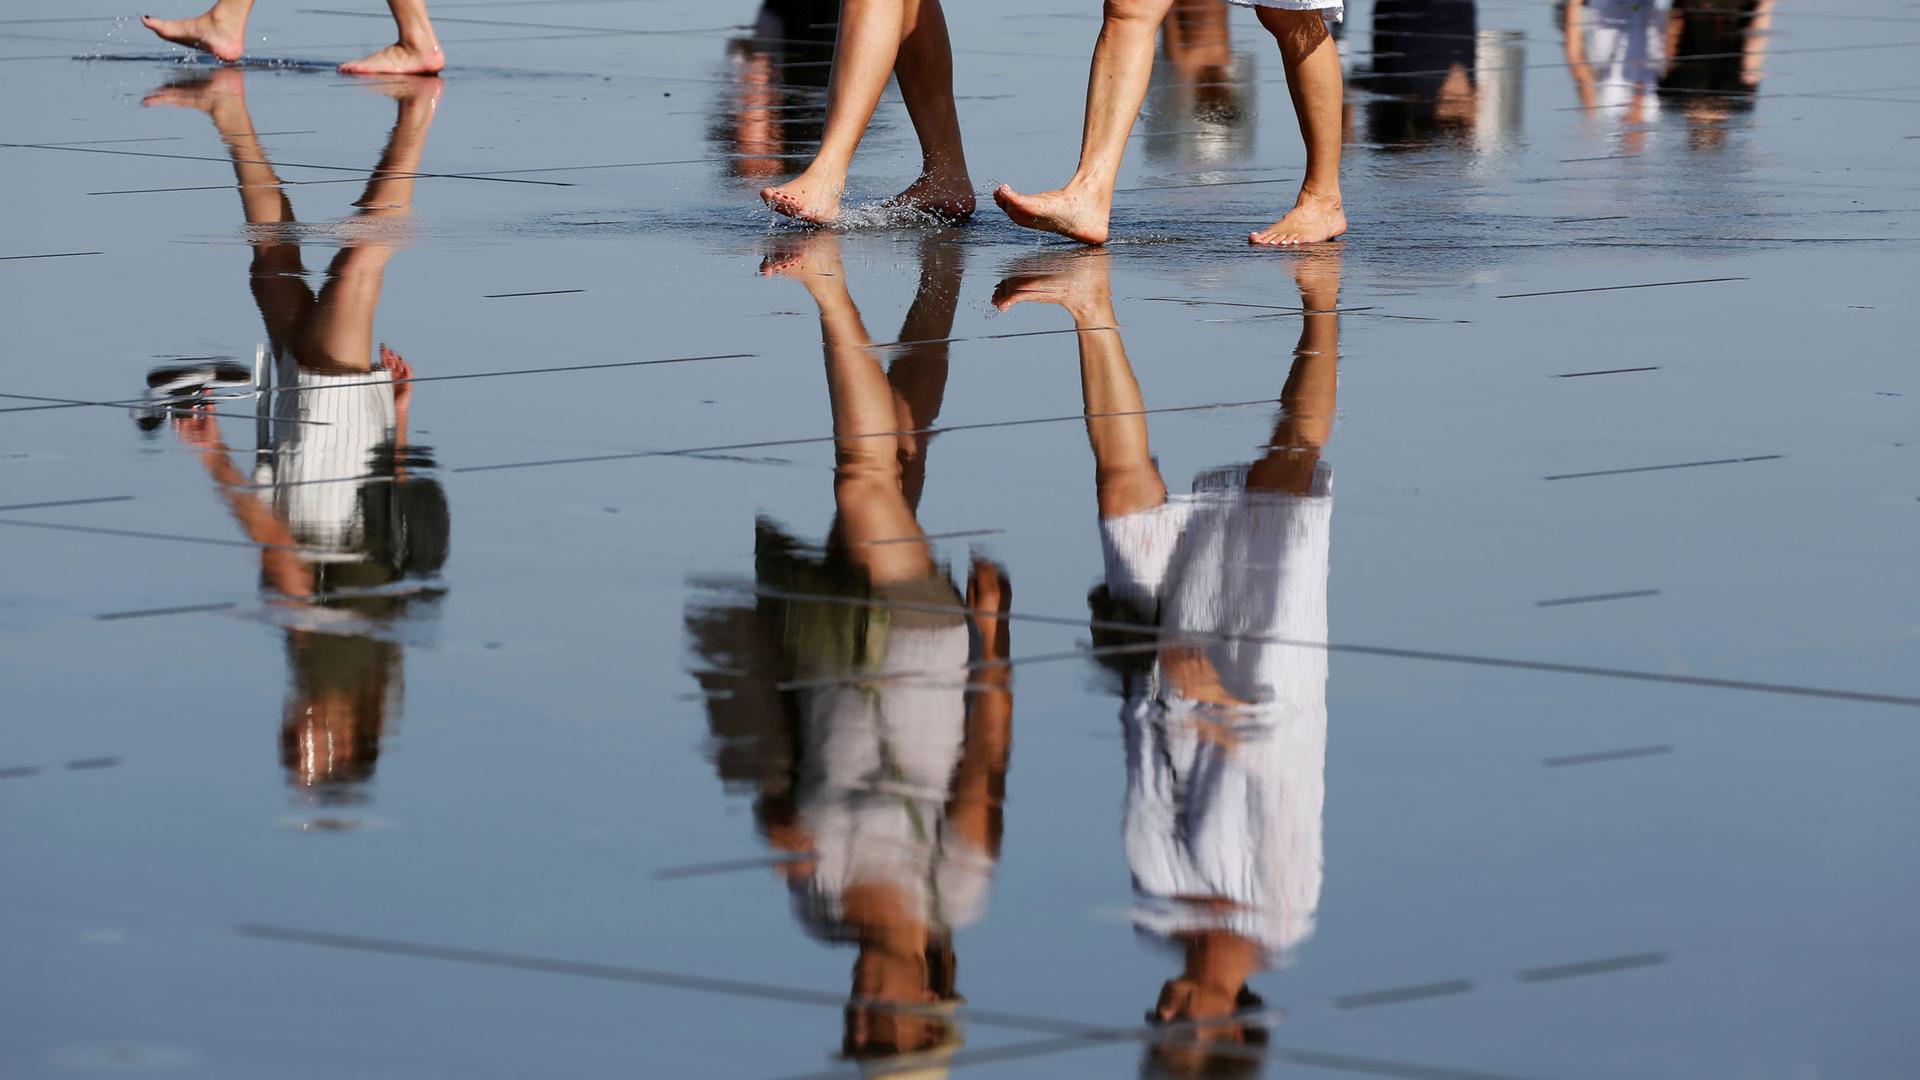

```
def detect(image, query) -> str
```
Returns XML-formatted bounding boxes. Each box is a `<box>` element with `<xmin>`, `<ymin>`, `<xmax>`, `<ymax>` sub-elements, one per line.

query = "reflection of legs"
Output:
<box><xmin>764</xmin><ymin>0</ymin><xmax>972</xmax><ymax>224</ymax></box>
<box><xmin>992</xmin><ymin>253</ymin><xmax>1166</xmax><ymax>516</ymax></box>
<box><xmin>993</xmin><ymin>0</ymin><xmax>1177</xmax><ymax>245</ymax></box>
<box><xmin>143</xmin><ymin>71</ymin><xmax>314</xmax><ymax>357</ymax></box>
<box><xmin>768</xmin><ymin>234</ymin><xmax>938</xmax><ymax>582</ymax></box>
<box><xmin>886</xmin><ymin>235</ymin><xmax>963</xmax><ymax>512</ymax></box>
<box><xmin>1248</xmin><ymin>9</ymin><xmax>1347</xmax><ymax>246</ymax></box>
<box><xmin>1247</xmin><ymin>251</ymin><xmax>1339</xmax><ymax>493</ymax></box>
<box><xmin>298</xmin><ymin>83</ymin><xmax>438</xmax><ymax>375</ymax></box>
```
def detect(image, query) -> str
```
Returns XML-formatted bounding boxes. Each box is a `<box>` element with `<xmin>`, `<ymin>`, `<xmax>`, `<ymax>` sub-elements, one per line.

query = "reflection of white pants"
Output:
<box><xmin>791</xmin><ymin>617</ymin><xmax>994</xmax><ymax>942</ymax></box>
<box><xmin>1100</xmin><ymin>466</ymin><xmax>1333</xmax><ymax>959</ymax></box>
<box><xmin>266</xmin><ymin>369</ymin><xmax>396</xmax><ymax>556</ymax></box>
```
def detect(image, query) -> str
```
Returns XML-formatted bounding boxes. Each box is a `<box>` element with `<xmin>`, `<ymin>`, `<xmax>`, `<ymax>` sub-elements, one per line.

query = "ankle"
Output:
<box><xmin>1299</xmin><ymin>185</ymin><xmax>1342</xmax><ymax>206</ymax></box>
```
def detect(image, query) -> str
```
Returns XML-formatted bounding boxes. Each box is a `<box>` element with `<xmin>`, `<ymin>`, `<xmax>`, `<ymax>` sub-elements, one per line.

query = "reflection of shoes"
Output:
<box><xmin>146</xmin><ymin>360</ymin><xmax>252</xmax><ymax>397</ymax></box>
<box><xmin>132</xmin><ymin>360</ymin><xmax>255</xmax><ymax>432</ymax></box>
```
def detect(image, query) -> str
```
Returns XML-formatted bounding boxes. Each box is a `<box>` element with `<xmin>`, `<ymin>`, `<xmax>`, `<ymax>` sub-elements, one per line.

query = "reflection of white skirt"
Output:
<box><xmin>1227</xmin><ymin>0</ymin><xmax>1342</xmax><ymax>18</ymax></box>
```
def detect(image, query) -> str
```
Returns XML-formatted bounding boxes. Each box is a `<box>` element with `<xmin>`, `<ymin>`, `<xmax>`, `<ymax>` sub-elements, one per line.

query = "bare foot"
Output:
<box><xmin>990</xmin><ymin>250</ymin><xmax>1112</xmax><ymax>315</ymax></box>
<box><xmin>139</xmin><ymin>67</ymin><xmax>245</xmax><ymax>111</ymax></box>
<box><xmin>1249</xmin><ymin>190</ymin><xmax>1347</xmax><ymax>246</ymax></box>
<box><xmin>881</xmin><ymin>172</ymin><xmax>976</xmax><ymax>223</ymax></box>
<box><xmin>338</xmin><ymin>42</ymin><xmax>446</xmax><ymax>75</ymax></box>
<box><xmin>761</xmin><ymin>165</ymin><xmax>845</xmax><ymax>226</ymax></box>
<box><xmin>758</xmin><ymin>231</ymin><xmax>843</xmax><ymax>280</ymax></box>
<box><xmin>993</xmin><ymin>183</ymin><xmax>1111</xmax><ymax>245</ymax></box>
<box><xmin>141</xmin><ymin>9</ymin><xmax>247</xmax><ymax>63</ymax></box>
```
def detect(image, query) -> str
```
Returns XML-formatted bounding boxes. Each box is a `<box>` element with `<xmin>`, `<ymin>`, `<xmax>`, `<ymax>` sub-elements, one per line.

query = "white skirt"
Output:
<box><xmin>1227</xmin><ymin>0</ymin><xmax>1342</xmax><ymax>18</ymax></box>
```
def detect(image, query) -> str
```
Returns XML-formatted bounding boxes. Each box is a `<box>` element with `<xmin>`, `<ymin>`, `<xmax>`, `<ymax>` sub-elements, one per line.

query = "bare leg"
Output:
<box><xmin>298</xmin><ymin>81</ymin><xmax>439</xmax><ymax>374</ymax></box>
<box><xmin>142</xmin><ymin>0</ymin><xmax>253</xmax><ymax>62</ymax></box>
<box><xmin>339</xmin><ymin>0</ymin><xmax>446</xmax><ymax>75</ymax></box>
<box><xmin>994</xmin><ymin>0</ymin><xmax>1177</xmax><ymax>245</ymax></box>
<box><xmin>762</xmin><ymin>0</ymin><xmax>909</xmax><ymax>224</ymax></box>
<box><xmin>1247</xmin><ymin>249</ymin><xmax>1340</xmax><ymax>493</ymax></box>
<box><xmin>886</xmin><ymin>234</ymin><xmax>963</xmax><ymax>511</ymax></box>
<box><xmin>992</xmin><ymin>252</ymin><xmax>1166</xmax><ymax>516</ymax></box>
<box><xmin>1248</xmin><ymin>8</ymin><xmax>1346</xmax><ymax>246</ymax></box>
<box><xmin>763</xmin><ymin>233</ymin><xmax>937</xmax><ymax>581</ymax></box>
<box><xmin>881</xmin><ymin>0</ymin><xmax>975</xmax><ymax>221</ymax></box>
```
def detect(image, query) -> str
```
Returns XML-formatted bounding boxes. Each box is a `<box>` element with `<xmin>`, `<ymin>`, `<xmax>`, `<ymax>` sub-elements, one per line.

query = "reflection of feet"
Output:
<box><xmin>881</xmin><ymin>172</ymin><xmax>977</xmax><ymax>223</ymax></box>
<box><xmin>761</xmin><ymin>166</ymin><xmax>844</xmax><ymax>225</ymax></box>
<box><xmin>966</xmin><ymin>558</ymin><xmax>1012</xmax><ymax>658</ymax></box>
<box><xmin>1249</xmin><ymin>189</ymin><xmax>1347</xmax><ymax>247</ymax></box>
<box><xmin>360</xmin><ymin>72</ymin><xmax>444</xmax><ymax>110</ymax></box>
<box><xmin>1291</xmin><ymin>246</ymin><xmax>1344</xmax><ymax>311</ymax></box>
<box><xmin>141</xmin><ymin>10</ymin><xmax>247</xmax><ymax>62</ymax></box>
<box><xmin>990</xmin><ymin>250</ymin><xmax>1112</xmax><ymax>314</ymax></box>
<box><xmin>140</xmin><ymin>67</ymin><xmax>246</xmax><ymax>112</ymax></box>
<box><xmin>993</xmin><ymin>183</ymin><xmax>1111</xmax><ymax>245</ymax></box>
<box><xmin>758</xmin><ymin>231</ymin><xmax>843</xmax><ymax>280</ymax></box>
<box><xmin>338</xmin><ymin>42</ymin><xmax>446</xmax><ymax>75</ymax></box>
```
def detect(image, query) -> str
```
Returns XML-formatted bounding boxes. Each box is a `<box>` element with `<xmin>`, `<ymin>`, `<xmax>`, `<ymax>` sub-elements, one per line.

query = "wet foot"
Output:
<box><xmin>338</xmin><ymin>42</ymin><xmax>446</xmax><ymax>75</ymax></box>
<box><xmin>140</xmin><ymin>66</ymin><xmax>246</xmax><ymax>112</ymax></box>
<box><xmin>141</xmin><ymin>10</ymin><xmax>247</xmax><ymax>62</ymax></box>
<box><xmin>993</xmin><ymin>184</ymin><xmax>1111</xmax><ymax>245</ymax></box>
<box><xmin>880</xmin><ymin>173</ymin><xmax>976</xmax><ymax>224</ymax></box>
<box><xmin>761</xmin><ymin>169</ymin><xmax>844</xmax><ymax>226</ymax></box>
<box><xmin>1249</xmin><ymin>190</ymin><xmax>1347</xmax><ymax>246</ymax></box>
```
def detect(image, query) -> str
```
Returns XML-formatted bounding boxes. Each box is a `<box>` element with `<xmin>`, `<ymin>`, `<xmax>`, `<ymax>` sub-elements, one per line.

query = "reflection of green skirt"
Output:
<box><xmin>754</xmin><ymin>520</ymin><xmax>963</xmax><ymax>681</ymax></box>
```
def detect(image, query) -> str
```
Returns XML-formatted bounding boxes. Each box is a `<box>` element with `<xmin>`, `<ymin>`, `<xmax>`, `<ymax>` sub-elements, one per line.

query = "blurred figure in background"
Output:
<box><xmin>685</xmin><ymin>232</ymin><xmax>1012</xmax><ymax>1071</ymax></box>
<box><xmin>138</xmin><ymin>70</ymin><xmax>449</xmax><ymax>807</ymax></box>
<box><xmin>992</xmin><ymin>247</ymin><xmax>1340</xmax><ymax>1077</ymax></box>
<box><xmin>1144</xmin><ymin>0</ymin><xmax>1258</xmax><ymax>169</ymax></box>
<box><xmin>1363</xmin><ymin>0</ymin><xmax>1479</xmax><ymax>149</ymax></box>
<box><xmin>142</xmin><ymin>0</ymin><xmax>446</xmax><ymax>74</ymax></box>
<box><xmin>1659</xmin><ymin>0</ymin><xmax>1772</xmax><ymax>150</ymax></box>
<box><xmin>711</xmin><ymin>0</ymin><xmax>840</xmax><ymax>182</ymax></box>
<box><xmin>1563</xmin><ymin>0</ymin><xmax>1670</xmax><ymax>151</ymax></box>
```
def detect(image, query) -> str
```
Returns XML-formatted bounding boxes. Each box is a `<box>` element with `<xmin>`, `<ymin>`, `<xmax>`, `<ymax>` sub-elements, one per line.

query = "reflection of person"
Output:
<box><xmin>1144</xmin><ymin>0</ymin><xmax>1257</xmax><ymax>168</ymax></box>
<box><xmin>685</xmin><ymin>233</ymin><xmax>1012</xmax><ymax>1070</ymax></box>
<box><xmin>995</xmin><ymin>0</ymin><xmax>1345</xmax><ymax>246</ymax></box>
<box><xmin>140</xmin><ymin>70</ymin><xmax>450</xmax><ymax>803</ymax></box>
<box><xmin>141</xmin><ymin>0</ymin><xmax>445</xmax><ymax>74</ymax></box>
<box><xmin>1364</xmin><ymin>0</ymin><xmax>1479</xmax><ymax>149</ymax></box>
<box><xmin>711</xmin><ymin>1</ymin><xmax>840</xmax><ymax>181</ymax></box>
<box><xmin>994</xmin><ymin>247</ymin><xmax>1338</xmax><ymax>1077</ymax></box>
<box><xmin>759</xmin><ymin>0</ymin><xmax>973</xmax><ymax>224</ymax></box>
<box><xmin>1564</xmin><ymin>0</ymin><xmax>1670</xmax><ymax>149</ymax></box>
<box><xmin>1658</xmin><ymin>0</ymin><xmax>1771</xmax><ymax>151</ymax></box>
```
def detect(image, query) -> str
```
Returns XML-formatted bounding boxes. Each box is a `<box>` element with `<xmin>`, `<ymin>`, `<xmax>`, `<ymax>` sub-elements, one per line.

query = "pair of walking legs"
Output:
<box><xmin>143</xmin><ymin>0</ymin><xmax>444</xmax><ymax>74</ymax></box>
<box><xmin>760</xmin><ymin>0</ymin><xmax>974</xmax><ymax>224</ymax></box>
<box><xmin>767</xmin><ymin>0</ymin><xmax>1344</xmax><ymax>245</ymax></box>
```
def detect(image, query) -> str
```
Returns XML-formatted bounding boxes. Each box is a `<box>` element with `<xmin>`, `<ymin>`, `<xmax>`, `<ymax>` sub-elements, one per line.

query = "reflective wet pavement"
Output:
<box><xmin>5</xmin><ymin>1</ymin><xmax>1919</xmax><ymax>1077</ymax></box>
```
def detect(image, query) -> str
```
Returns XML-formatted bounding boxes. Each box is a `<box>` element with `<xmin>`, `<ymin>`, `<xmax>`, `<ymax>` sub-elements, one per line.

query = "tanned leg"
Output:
<box><xmin>993</xmin><ymin>0</ymin><xmax>1178</xmax><ymax>245</ymax></box>
<box><xmin>1248</xmin><ymin>8</ymin><xmax>1346</xmax><ymax>246</ymax></box>
<box><xmin>762</xmin><ymin>0</ymin><xmax>909</xmax><ymax>224</ymax></box>
<box><xmin>338</xmin><ymin>0</ymin><xmax>446</xmax><ymax>75</ymax></box>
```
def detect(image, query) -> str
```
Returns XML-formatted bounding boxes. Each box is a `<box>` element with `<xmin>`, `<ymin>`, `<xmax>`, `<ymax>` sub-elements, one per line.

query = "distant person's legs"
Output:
<box><xmin>1247</xmin><ymin>6</ymin><xmax>1345</xmax><ymax>245</ymax></box>
<box><xmin>143</xmin><ymin>0</ymin><xmax>446</xmax><ymax>74</ymax></box>
<box><xmin>762</xmin><ymin>0</ymin><xmax>972</xmax><ymax>224</ymax></box>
